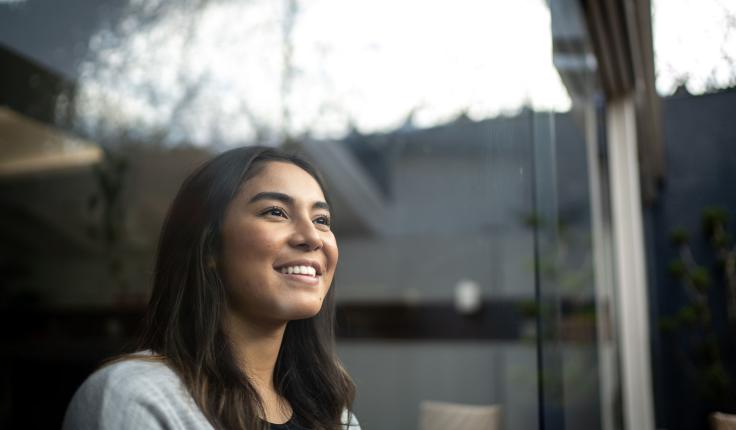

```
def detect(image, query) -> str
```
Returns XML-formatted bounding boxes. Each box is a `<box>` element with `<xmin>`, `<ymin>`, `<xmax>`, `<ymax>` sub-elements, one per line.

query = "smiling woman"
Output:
<box><xmin>221</xmin><ymin>163</ymin><xmax>339</xmax><ymax>325</ymax></box>
<box><xmin>61</xmin><ymin>146</ymin><xmax>359</xmax><ymax>430</ymax></box>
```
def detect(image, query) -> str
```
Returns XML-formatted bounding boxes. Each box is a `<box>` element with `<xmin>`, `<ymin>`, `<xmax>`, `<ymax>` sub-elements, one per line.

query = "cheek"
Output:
<box><xmin>331</xmin><ymin>242</ymin><xmax>339</xmax><ymax>267</ymax></box>
<box><xmin>323</xmin><ymin>237</ymin><xmax>339</xmax><ymax>279</ymax></box>
<box><xmin>223</xmin><ymin>224</ymin><xmax>281</xmax><ymax>281</ymax></box>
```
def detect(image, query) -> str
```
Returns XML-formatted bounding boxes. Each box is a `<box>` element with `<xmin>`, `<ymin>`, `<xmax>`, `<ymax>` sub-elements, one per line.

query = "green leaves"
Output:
<box><xmin>668</xmin><ymin>259</ymin><xmax>687</xmax><ymax>279</ymax></box>
<box><xmin>661</xmin><ymin>205</ymin><xmax>736</xmax><ymax>409</ymax></box>
<box><xmin>690</xmin><ymin>267</ymin><xmax>711</xmax><ymax>291</ymax></box>
<box><xmin>670</xmin><ymin>228</ymin><xmax>690</xmax><ymax>246</ymax></box>
<box><xmin>702</xmin><ymin>206</ymin><xmax>728</xmax><ymax>235</ymax></box>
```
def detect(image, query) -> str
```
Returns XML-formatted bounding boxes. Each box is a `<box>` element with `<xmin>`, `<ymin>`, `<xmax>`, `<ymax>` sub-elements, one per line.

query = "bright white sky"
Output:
<box><xmin>74</xmin><ymin>0</ymin><xmax>736</xmax><ymax>146</ymax></box>
<box><xmin>76</xmin><ymin>0</ymin><xmax>570</xmax><ymax>145</ymax></box>
<box><xmin>652</xmin><ymin>0</ymin><xmax>736</xmax><ymax>94</ymax></box>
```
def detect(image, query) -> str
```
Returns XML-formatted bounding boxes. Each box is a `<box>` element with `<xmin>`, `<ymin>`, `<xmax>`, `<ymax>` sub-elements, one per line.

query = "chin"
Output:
<box><xmin>283</xmin><ymin>302</ymin><xmax>325</xmax><ymax>320</ymax></box>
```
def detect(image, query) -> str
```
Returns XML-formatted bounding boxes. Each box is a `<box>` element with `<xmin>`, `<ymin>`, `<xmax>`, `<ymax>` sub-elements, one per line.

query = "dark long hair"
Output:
<box><xmin>137</xmin><ymin>145</ymin><xmax>355</xmax><ymax>430</ymax></box>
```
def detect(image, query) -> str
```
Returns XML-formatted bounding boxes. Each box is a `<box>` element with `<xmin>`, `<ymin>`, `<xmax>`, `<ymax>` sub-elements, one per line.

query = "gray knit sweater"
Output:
<box><xmin>62</xmin><ymin>355</ymin><xmax>360</xmax><ymax>430</ymax></box>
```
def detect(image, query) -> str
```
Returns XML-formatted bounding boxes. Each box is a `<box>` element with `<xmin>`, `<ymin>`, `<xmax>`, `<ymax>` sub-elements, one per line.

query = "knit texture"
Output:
<box><xmin>62</xmin><ymin>355</ymin><xmax>360</xmax><ymax>430</ymax></box>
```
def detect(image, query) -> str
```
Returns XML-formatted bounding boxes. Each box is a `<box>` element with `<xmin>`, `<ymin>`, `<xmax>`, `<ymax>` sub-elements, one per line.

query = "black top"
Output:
<box><xmin>266</xmin><ymin>415</ymin><xmax>310</xmax><ymax>430</ymax></box>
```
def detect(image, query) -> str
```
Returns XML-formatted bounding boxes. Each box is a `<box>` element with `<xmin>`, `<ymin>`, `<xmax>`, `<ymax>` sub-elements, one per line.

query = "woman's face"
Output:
<box><xmin>219</xmin><ymin>161</ymin><xmax>338</xmax><ymax>325</ymax></box>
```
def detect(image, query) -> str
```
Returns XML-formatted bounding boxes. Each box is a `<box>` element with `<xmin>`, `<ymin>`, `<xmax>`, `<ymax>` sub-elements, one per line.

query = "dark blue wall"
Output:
<box><xmin>646</xmin><ymin>87</ymin><xmax>736</xmax><ymax>430</ymax></box>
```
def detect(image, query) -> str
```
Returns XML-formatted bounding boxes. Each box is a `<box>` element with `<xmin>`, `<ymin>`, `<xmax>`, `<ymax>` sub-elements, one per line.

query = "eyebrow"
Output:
<box><xmin>247</xmin><ymin>191</ymin><xmax>330</xmax><ymax>212</ymax></box>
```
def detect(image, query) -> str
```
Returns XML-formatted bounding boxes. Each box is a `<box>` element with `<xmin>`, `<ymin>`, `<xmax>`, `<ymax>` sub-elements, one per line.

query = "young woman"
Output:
<box><xmin>63</xmin><ymin>146</ymin><xmax>359</xmax><ymax>430</ymax></box>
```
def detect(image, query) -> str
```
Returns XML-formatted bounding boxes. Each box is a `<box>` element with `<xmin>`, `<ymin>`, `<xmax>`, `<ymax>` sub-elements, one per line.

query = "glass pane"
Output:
<box><xmin>0</xmin><ymin>0</ymin><xmax>619</xmax><ymax>429</ymax></box>
<box><xmin>330</xmin><ymin>111</ymin><xmax>541</xmax><ymax>429</ymax></box>
<box><xmin>543</xmin><ymin>0</ymin><xmax>622</xmax><ymax>429</ymax></box>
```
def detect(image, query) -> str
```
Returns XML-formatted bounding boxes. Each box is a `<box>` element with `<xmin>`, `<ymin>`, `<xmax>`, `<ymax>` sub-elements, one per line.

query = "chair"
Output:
<box><xmin>419</xmin><ymin>400</ymin><xmax>501</xmax><ymax>430</ymax></box>
<box><xmin>711</xmin><ymin>412</ymin><xmax>736</xmax><ymax>430</ymax></box>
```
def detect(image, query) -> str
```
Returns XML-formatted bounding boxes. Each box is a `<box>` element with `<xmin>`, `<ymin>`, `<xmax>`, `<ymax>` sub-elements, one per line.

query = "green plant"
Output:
<box><xmin>519</xmin><ymin>214</ymin><xmax>595</xmax><ymax>315</ymax></box>
<box><xmin>660</xmin><ymin>207</ymin><xmax>736</xmax><ymax>409</ymax></box>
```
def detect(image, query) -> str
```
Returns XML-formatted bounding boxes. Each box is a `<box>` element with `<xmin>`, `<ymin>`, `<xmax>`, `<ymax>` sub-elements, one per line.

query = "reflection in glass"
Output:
<box><xmin>0</xmin><ymin>0</ymin><xmax>617</xmax><ymax>429</ymax></box>
<box><xmin>72</xmin><ymin>0</ymin><xmax>570</xmax><ymax>146</ymax></box>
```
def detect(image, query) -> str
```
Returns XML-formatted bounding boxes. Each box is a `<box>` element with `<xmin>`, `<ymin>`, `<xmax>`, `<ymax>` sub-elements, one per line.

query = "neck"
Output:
<box><xmin>226</xmin><ymin>314</ymin><xmax>294</xmax><ymax>423</ymax></box>
<box><xmin>225</xmin><ymin>312</ymin><xmax>288</xmax><ymax>391</ymax></box>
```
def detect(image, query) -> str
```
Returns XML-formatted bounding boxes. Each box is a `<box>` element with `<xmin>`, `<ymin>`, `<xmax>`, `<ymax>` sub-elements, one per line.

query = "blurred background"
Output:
<box><xmin>0</xmin><ymin>0</ymin><xmax>735</xmax><ymax>429</ymax></box>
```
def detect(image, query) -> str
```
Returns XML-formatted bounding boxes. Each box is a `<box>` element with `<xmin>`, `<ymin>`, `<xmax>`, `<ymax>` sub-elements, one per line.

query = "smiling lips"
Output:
<box><xmin>278</xmin><ymin>265</ymin><xmax>318</xmax><ymax>276</ymax></box>
<box><xmin>274</xmin><ymin>264</ymin><xmax>321</xmax><ymax>286</ymax></box>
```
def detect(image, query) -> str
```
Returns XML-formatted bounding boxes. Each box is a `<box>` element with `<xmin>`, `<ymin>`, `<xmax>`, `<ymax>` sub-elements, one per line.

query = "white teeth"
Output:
<box><xmin>278</xmin><ymin>265</ymin><xmax>318</xmax><ymax>277</ymax></box>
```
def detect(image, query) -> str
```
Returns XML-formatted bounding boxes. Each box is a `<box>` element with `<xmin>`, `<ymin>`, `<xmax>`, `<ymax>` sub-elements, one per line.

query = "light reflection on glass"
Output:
<box><xmin>73</xmin><ymin>0</ymin><xmax>571</xmax><ymax>147</ymax></box>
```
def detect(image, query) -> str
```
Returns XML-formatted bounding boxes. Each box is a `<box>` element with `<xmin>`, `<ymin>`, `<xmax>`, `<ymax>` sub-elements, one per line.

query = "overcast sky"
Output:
<box><xmin>2</xmin><ymin>0</ymin><xmax>734</xmax><ymax>145</ymax></box>
<box><xmin>652</xmin><ymin>0</ymin><xmax>736</xmax><ymax>94</ymax></box>
<box><xmin>71</xmin><ymin>0</ymin><xmax>571</xmax><ymax>145</ymax></box>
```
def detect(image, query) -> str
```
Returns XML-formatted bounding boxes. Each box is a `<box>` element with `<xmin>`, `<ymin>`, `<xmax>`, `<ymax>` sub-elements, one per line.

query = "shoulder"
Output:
<box><xmin>70</xmin><ymin>354</ymin><xmax>182</xmax><ymax>403</ymax></box>
<box><xmin>341</xmin><ymin>408</ymin><xmax>361</xmax><ymax>430</ymax></box>
<box><xmin>62</xmin><ymin>353</ymin><xmax>210</xmax><ymax>429</ymax></box>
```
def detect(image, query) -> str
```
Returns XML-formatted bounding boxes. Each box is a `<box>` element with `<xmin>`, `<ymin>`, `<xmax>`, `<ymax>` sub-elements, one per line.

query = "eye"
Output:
<box><xmin>314</xmin><ymin>215</ymin><xmax>331</xmax><ymax>227</ymax></box>
<box><xmin>261</xmin><ymin>206</ymin><xmax>287</xmax><ymax>218</ymax></box>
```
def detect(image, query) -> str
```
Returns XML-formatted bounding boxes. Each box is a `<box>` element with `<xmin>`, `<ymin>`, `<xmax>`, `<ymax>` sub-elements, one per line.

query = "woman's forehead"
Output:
<box><xmin>241</xmin><ymin>161</ymin><xmax>325</xmax><ymax>201</ymax></box>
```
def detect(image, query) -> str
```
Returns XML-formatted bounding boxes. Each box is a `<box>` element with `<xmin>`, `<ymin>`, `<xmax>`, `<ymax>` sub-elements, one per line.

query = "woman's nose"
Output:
<box><xmin>290</xmin><ymin>217</ymin><xmax>322</xmax><ymax>251</ymax></box>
